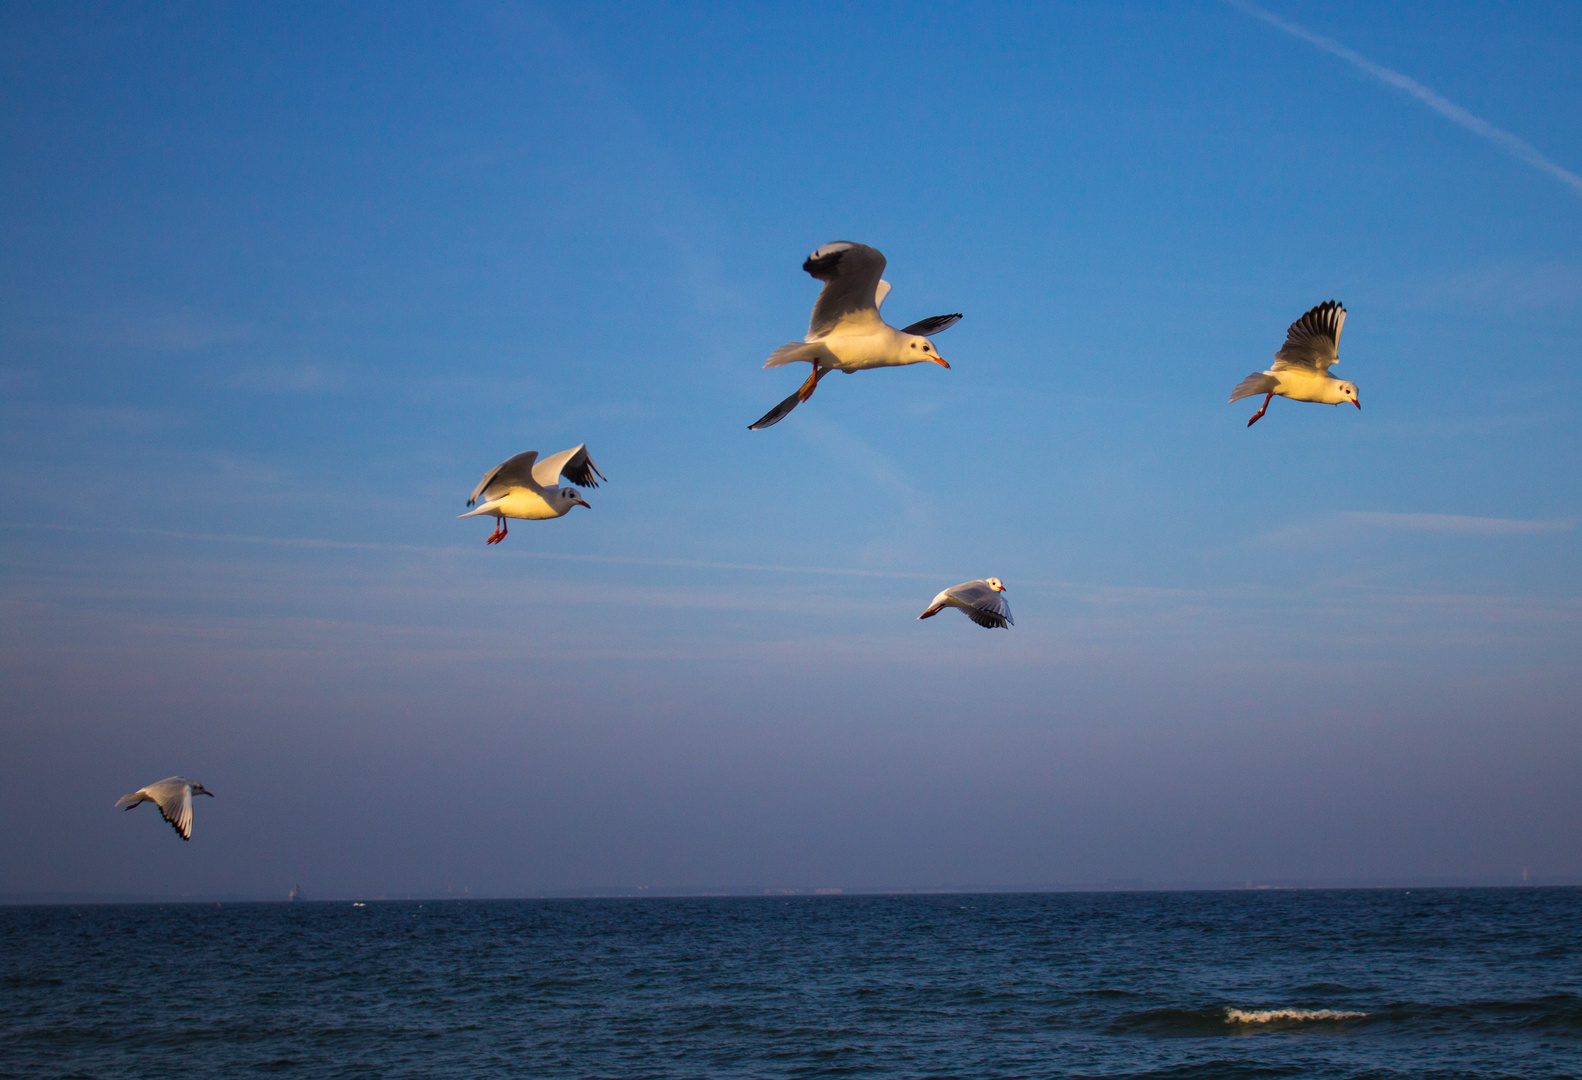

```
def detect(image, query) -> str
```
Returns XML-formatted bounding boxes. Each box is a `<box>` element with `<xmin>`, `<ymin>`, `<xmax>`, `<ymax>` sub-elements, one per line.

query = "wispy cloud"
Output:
<box><xmin>231</xmin><ymin>362</ymin><xmax>344</xmax><ymax>394</ymax></box>
<box><xmin>15</xmin><ymin>306</ymin><xmax>252</xmax><ymax>353</ymax></box>
<box><xmin>1</xmin><ymin>402</ymin><xmax>172</xmax><ymax>435</ymax></box>
<box><xmin>1338</xmin><ymin>511</ymin><xmax>1574</xmax><ymax>536</ymax></box>
<box><xmin>1259</xmin><ymin>511</ymin><xmax>1575</xmax><ymax>545</ymax></box>
<box><xmin>1225</xmin><ymin>0</ymin><xmax>1582</xmax><ymax>199</ymax></box>
<box><xmin>0</xmin><ymin>521</ymin><xmax>946</xmax><ymax>580</ymax></box>
<box><xmin>1419</xmin><ymin>263</ymin><xmax>1582</xmax><ymax>312</ymax></box>
<box><xmin>794</xmin><ymin>415</ymin><xmax>932</xmax><ymax>524</ymax></box>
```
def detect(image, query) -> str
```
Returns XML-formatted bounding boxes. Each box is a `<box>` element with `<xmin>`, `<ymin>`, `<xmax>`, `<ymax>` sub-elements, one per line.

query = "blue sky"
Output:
<box><xmin>2</xmin><ymin>0</ymin><xmax>1579</xmax><ymax>898</ymax></box>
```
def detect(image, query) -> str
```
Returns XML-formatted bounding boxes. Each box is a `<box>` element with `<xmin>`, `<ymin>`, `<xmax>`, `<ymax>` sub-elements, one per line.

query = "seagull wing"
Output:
<box><xmin>531</xmin><ymin>444</ymin><xmax>605</xmax><ymax>489</ymax></box>
<box><xmin>749</xmin><ymin>386</ymin><xmax>808</xmax><ymax>430</ymax></box>
<box><xmin>804</xmin><ymin>242</ymin><xmax>888</xmax><ymax>337</ymax></box>
<box><xmin>900</xmin><ymin>313</ymin><xmax>963</xmax><ymax>337</ymax></box>
<box><xmin>948</xmin><ymin>581</ymin><xmax>1014</xmax><ymax>629</ymax></box>
<box><xmin>147</xmin><ymin>778</ymin><xmax>194</xmax><ymax>840</ymax></box>
<box><xmin>469</xmin><ymin>451</ymin><xmax>539</xmax><ymax>506</ymax></box>
<box><xmin>1272</xmin><ymin>300</ymin><xmax>1345</xmax><ymax>373</ymax></box>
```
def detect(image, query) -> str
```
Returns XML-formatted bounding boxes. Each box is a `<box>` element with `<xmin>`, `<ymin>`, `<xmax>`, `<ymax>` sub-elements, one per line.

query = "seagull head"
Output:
<box><xmin>191</xmin><ymin>783</ymin><xmax>214</xmax><ymax>798</ymax></box>
<box><xmin>1338</xmin><ymin>380</ymin><xmax>1360</xmax><ymax>409</ymax></box>
<box><xmin>557</xmin><ymin>486</ymin><xmax>591</xmax><ymax>511</ymax></box>
<box><xmin>986</xmin><ymin>578</ymin><xmax>1006</xmax><ymax>592</ymax></box>
<box><xmin>902</xmin><ymin>333</ymin><xmax>950</xmax><ymax>369</ymax></box>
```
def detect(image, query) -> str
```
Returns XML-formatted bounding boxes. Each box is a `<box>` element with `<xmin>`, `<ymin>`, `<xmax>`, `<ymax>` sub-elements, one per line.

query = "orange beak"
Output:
<box><xmin>574</xmin><ymin>496</ymin><xmax>591</xmax><ymax>509</ymax></box>
<box><xmin>1353</xmin><ymin>399</ymin><xmax>1361</xmax><ymax>410</ymax></box>
<box><xmin>930</xmin><ymin>355</ymin><xmax>950</xmax><ymax>369</ymax></box>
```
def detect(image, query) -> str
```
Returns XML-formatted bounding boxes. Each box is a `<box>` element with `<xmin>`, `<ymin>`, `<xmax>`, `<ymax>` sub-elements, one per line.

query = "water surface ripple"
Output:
<box><xmin>3</xmin><ymin>888</ymin><xmax>1579</xmax><ymax>1078</ymax></box>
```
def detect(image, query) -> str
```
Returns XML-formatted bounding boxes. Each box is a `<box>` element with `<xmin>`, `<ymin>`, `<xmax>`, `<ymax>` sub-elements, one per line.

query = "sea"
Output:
<box><xmin>2</xmin><ymin>887</ymin><xmax>1579</xmax><ymax>1079</ymax></box>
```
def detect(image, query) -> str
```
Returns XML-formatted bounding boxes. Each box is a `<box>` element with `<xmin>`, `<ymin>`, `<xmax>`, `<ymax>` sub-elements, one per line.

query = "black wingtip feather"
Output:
<box><xmin>802</xmin><ymin>245</ymin><xmax>849</xmax><ymax>280</ymax></box>
<box><xmin>1295</xmin><ymin>299</ymin><xmax>1345</xmax><ymax>340</ymax></box>
<box><xmin>560</xmin><ymin>451</ymin><xmax>606</xmax><ymax>490</ymax></box>
<box><xmin>803</xmin><ymin>254</ymin><xmax>835</xmax><ymax>278</ymax></box>
<box><xmin>749</xmin><ymin>388</ymin><xmax>804</xmax><ymax>430</ymax></box>
<box><xmin>900</xmin><ymin>313</ymin><xmax>964</xmax><ymax>337</ymax></box>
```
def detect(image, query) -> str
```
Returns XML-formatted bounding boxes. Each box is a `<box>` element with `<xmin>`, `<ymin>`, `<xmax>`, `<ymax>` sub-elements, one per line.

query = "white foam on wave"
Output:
<box><xmin>1225</xmin><ymin>1007</ymin><xmax>1366</xmax><ymax>1024</ymax></box>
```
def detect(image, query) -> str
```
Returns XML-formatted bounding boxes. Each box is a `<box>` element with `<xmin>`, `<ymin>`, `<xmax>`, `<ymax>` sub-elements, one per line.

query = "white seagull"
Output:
<box><xmin>749</xmin><ymin>241</ymin><xmax>961</xmax><ymax>429</ymax></box>
<box><xmin>918</xmin><ymin>578</ymin><xmax>1013</xmax><ymax>629</ymax></box>
<box><xmin>116</xmin><ymin>777</ymin><xmax>213</xmax><ymax>841</ymax></box>
<box><xmin>459</xmin><ymin>444</ymin><xmax>605</xmax><ymax>545</ymax></box>
<box><xmin>1231</xmin><ymin>300</ymin><xmax>1360</xmax><ymax>426</ymax></box>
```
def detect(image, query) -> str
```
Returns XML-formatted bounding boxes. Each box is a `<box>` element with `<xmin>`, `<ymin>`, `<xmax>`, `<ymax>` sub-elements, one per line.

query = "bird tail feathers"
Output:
<box><xmin>115</xmin><ymin>792</ymin><xmax>144</xmax><ymax>808</ymax></box>
<box><xmin>1229</xmin><ymin>372</ymin><xmax>1278</xmax><ymax>402</ymax></box>
<box><xmin>918</xmin><ymin>603</ymin><xmax>945</xmax><ymax>619</ymax></box>
<box><xmin>457</xmin><ymin>504</ymin><xmax>499</xmax><ymax>519</ymax></box>
<box><xmin>764</xmin><ymin>341</ymin><xmax>835</xmax><ymax>369</ymax></box>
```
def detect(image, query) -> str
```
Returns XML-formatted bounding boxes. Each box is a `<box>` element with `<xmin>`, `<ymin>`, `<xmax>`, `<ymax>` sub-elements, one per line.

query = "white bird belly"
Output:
<box><xmin>488</xmin><ymin>490</ymin><xmax>563</xmax><ymax>520</ymax></box>
<box><xmin>821</xmin><ymin>328</ymin><xmax>909</xmax><ymax>371</ymax></box>
<box><xmin>1274</xmin><ymin>369</ymin><xmax>1344</xmax><ymax>404</ymax></box>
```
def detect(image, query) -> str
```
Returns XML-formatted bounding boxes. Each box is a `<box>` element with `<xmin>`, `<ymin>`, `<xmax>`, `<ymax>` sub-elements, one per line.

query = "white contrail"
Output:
<box><xmin>0</xmin><ymin>521</ymin><xmax>944</xmax><ymax>581</ymax></box>
<box><xmin>1338</xmin><ymin>511</ymin><xmax>1574</xmax><ymax>535</ymax></box>
<box><xmin>1225</xmin><ymin>0</ymin><xmax>1582</xmax><ymax>198</ymax></box>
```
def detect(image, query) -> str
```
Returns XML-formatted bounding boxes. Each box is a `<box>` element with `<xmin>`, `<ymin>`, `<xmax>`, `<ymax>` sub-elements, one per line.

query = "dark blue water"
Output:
<box><xmin>3</xmin><ymin>889</ymin><xmax>1579</xmax><ymax>1078</ymax></box>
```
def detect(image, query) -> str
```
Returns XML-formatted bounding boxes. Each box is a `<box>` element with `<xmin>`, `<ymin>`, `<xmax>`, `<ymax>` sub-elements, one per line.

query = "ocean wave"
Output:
<box><xmin>1225</xmin><ymin>1007</ymin><xmax>1366</xmax><ymax>1024</ymax></box>
<box><xmin>1111</xmin><ymin>1006</ymin><xmax>1367</xmax><ymax>1036</ymax></box>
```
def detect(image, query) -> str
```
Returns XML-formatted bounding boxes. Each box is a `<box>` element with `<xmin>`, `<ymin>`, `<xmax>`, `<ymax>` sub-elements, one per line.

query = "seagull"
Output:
<box><xmin>1230</xmin><ymin>300</ymin><xmax>1359</xmax><ymax>426</ymax></box>
<box><xmin>749</xmin><ymin>241</ymin><xmax>961</xmax><ymax>429</ymax></box>
<box><xmin>459</xmin><ymin>444</ymin><xmax>605</xmax><ymax>544</ymax></box>
<box><xmin>918</xmin><ymin>578</ymin><xmax>1013</xmax><ymax>628</ymax></box>
<box><xmin>116</xmin><ymin>777</ymin><xmax>213</xmax><ymax>841</ymax></box>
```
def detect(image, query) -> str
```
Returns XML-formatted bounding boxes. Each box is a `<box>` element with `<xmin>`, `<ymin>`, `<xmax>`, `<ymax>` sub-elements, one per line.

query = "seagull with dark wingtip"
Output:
<box><xmin>1230</xmin><ymin>300</ymin><xmax>1360</xmax><ymax>426</ymax></box>
<box><xmin>116</xmin><ymin>777</ymin><xmax>214</xmax><ymax>841</ymax></box>
<box><xmin>459</xmin><ymin>444</ymin><xmax>605</xmax><ymax>545</ymax></box>
<box><xmin>749</xmin><ymin>241</ymin><xmax>961</xmax><ymax>429</ymax></box>
<box><xmin>918</xmin><ymin>578</ymin><xmax>1013</xmax><ymax>629</ymax></box>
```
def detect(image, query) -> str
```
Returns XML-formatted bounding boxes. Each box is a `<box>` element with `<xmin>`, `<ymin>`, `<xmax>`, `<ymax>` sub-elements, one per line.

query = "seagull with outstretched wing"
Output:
<box><xmin>116</xmin><ymin>777</ymin><xmax>213</xmax><ymax>841</ymax></box>
<box><xmin>459</xmin><ymin>444</ymin><xmax>605</xmax><ymax>544</ymax></box>
<box><xmin>1230</xmin><ymin>300</ymin><xmax>1360</xmax><ymax>426</ymax></box>
<box><xmin>918</xmin><ymin>578</ymin><xmax>1013</xmax><ymax>629</ymax></box>
<box><xmin>749</xmin><ymin>242</ymin><xmax>961</xmax><ymax>429</ymax></box>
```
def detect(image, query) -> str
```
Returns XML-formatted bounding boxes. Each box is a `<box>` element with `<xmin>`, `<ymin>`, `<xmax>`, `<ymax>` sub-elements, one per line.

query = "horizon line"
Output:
<box><xmin>6</xmin><ymin>878</ymin><xmax>1579</xmax><ymax>906</ymax></box>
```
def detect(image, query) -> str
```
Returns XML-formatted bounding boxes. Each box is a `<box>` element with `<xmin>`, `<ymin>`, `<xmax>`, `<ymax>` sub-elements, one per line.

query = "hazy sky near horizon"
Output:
<box><xmin>3</xmin><ymin>0</ymin><xmax>1580</xmax><ymax>898</ymax></box>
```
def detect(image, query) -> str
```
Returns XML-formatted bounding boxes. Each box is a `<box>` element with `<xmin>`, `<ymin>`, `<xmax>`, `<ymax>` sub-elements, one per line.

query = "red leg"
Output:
<box><xmin>1247</xmin><ymin>392</ymin><xmax>1273</xmax><ymax>427</ymax></box>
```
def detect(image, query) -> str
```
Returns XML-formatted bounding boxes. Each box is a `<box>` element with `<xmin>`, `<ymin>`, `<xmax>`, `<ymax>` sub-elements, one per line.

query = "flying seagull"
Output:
<box><xmin>1230</xmin><ymin>300</ymin><xmax>1360</xmax><ymax>426</ymax></box>
<box><xmin>749</xmin><ymin>241</ymin><xmax>961</xmax><ymax>429</ymax></box>
<box><xmin>918</xmin><ymin>578</ymin><xmax>1013</xmax><ymax>629</ymax></box>
<box><xmin>459</xmin><ymin>444</ymin><xmax>605</xmax><ymax>544</ymax></box>
<box><xmin>116</xmin><ymin>777</ymin><xmax>213</xmax><ymax>841</ymax></box>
